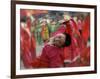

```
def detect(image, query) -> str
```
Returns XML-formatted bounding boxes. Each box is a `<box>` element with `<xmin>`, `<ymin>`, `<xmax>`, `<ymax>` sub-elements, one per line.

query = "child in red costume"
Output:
<box><xmin>31</xmin><ymin>32</ymin><xmax>71</xmax><ymax>68</ymax></box>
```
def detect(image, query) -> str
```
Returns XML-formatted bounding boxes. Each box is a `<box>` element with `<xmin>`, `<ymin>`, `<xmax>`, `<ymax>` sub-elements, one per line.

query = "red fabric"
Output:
<box><xmin>82</xmin><ymin>15</ymin><xmax>90</xmax><ymax>43</ymax></box>
<box><xmin>20</xmin><ymin>10</ymin><xmax>27</xmax><ymax>17</ymax></box>
<box><xmin>63</xmin><ymin>19</ymin><xmax>81</xmax><ymax>67</ymax></box>
<box><xmin>26</xmin><ymin>18</ymin><xmax>31</xmax><ymax>30</ymax></box>
<box><xmin>80</xmin><ymin>46</ymin><xmax>90</xmax><ymax>66</ymax></box>
<box><xmin>64</xmin><ymin>37</ymin><xmax>80</xmax><ymax>67</ymax></box>
<box><xmin>51</xmin><ymin>24</ymin><xmax>66</xmax><ymax>37</ymax></box>
<box><xmin>32</xmin><ymin>44</ymin><xmax>64</xmax><ymax>68</ymax></box>
<box><xmin>20</xmin><ymin>25</ymin><xmax>36</xmax><ymax>68</ymax></box>
<box><xmin>31</xmin><ymin>58</ymin><xmax>48</xmax><ymax>68</ymax></box>
<box><xmin>65</xmin><ymin>19</ymin><xmax>81</xmax><ymax>37</ymax></box>
<box><xmin>30</xmin><ymin>35</ymin><xmax>36</xmax><ymax>59</ymax></box>
<box><xmin>70</xmin><ymin>19</ymin><xmax>78</xmax><ymax>31</ymax></box>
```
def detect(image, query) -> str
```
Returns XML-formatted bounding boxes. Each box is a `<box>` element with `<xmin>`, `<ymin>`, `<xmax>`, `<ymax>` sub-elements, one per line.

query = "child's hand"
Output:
<box><xmin>64</xmin><ymin>59</ymin><xmax>72</xmax><ymax>64</ymax></box>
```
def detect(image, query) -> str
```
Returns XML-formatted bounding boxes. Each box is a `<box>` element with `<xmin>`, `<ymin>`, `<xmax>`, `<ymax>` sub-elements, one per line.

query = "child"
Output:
<box><xmin>31</xmin><ymin>33</ymin><xmax>71</xmax><ymax>68</ymax></box>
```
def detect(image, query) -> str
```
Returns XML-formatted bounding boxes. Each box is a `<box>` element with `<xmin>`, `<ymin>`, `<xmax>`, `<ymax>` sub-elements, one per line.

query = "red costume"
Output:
<box><xmin>31</xmin><ymin>44</ymin><xmax>64</xmax><ymax>68</ymax></box>
<box><xmin>82</xmin><ymin>15</ymin><xmax>90</xmax><ymax>43</ymax></box>
<box><xmin>80</xmin><ymin>15</ymin><xmax>90</xmax><ymax>66</ymax></box>
<box><xmin>64</xmin><ymin>19</ymin><xmax>81</xmax><ymax>67</ymax></box>
<box><xmin>20</xmin><ymin>19</ymin><xmax>36</xmax><ymax>68</ymax></box>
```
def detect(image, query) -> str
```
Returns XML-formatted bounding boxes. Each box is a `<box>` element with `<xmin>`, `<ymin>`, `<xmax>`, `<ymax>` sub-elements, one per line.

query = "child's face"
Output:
<box><xmin>54</xmin><ymin>34</ymin><xmax>66</xmax><ymax>47</ymax></box>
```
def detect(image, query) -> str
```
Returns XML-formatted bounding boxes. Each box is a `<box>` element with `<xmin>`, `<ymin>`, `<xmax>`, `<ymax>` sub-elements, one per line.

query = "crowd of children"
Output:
<box><xmin>20</xmin><ymin>9</ymin><xmax>90</xmax><ymax>68</ymax></box>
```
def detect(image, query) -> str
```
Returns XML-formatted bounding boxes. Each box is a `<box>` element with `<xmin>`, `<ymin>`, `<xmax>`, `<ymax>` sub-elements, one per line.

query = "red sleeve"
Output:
<box><xmin>41</xmin><ymin>45</ymin><xmax>64</xmax><ymax>68</ymax></box>
<box><xmin>31</xmin><ymin>45</ymin><xmax>49</xmax><ymax>68</ymax></box>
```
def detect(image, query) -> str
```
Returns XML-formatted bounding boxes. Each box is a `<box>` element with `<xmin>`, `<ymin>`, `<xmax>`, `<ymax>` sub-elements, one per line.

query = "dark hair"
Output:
<box><xmin>20</xmin><ymin>16</ymin><xmax>27</xmax><ymax>23</ymax></box>
<box><xmin>63</xmin><ymin>33</ymin><xmax>71</xmax><ymax>47</ymax></box>
<box><xmin>61</xmin><ymin>21</ymin><xmax>69</xmax><ymax>25</ymax></box>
